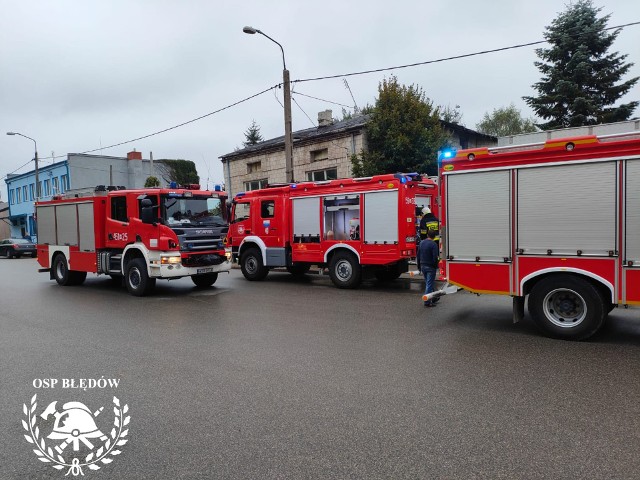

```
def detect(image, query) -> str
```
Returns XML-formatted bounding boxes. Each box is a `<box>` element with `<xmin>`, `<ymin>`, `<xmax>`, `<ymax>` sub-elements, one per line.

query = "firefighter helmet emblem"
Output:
<box><xmin>22</xmin><ymin>394</ymin><xmax>130</xmax><ymax>477</ymax></box>
<box><xmin>43</xmin><ymin>401</ymin><xmax>108</xmax><ymax>452</ymax></box>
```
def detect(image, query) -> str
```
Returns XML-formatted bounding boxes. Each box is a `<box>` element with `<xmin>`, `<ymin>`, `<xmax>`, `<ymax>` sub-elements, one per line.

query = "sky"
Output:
<box><xmin>1</xmin><ymin>0</ymin><xmax>638</xmax><ymax>200</ymax></box>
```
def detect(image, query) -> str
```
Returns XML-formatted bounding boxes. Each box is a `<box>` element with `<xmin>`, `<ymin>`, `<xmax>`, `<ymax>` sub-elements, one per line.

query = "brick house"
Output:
<box><xmin>219</xmin><ymin>110</ymin><xmax>496</xmax><ymax>196</ymax></box>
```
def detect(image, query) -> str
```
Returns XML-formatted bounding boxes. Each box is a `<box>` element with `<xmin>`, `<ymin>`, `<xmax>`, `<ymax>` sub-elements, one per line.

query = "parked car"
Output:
<box><xmin>0</xmin><ymin>238</ymin><xmax>37</xmax><ymax>258</ymax></box>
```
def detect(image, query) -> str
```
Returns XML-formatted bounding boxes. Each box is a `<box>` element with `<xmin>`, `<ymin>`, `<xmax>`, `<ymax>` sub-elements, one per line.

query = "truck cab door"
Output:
<box><xmin>105</xmin><ymin>194</ymin><xmax>130</xmax><ymax>248</ymax></box>
<box><xmin>231</xmin><ymin>201</ymin><xmax>252</xmax><ymax>245</ymax></box>
<box><xmin>257</xmin><ymin>197</ymin><xmax>283</xmax><ymax>247</ymax></box>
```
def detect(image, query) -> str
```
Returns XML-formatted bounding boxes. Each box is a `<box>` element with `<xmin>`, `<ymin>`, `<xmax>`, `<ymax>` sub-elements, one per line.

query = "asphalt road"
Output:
<box><xmin>1</xmin><ymin>257</ymin><xmax>639</xmax><ymax>479</ymax></box>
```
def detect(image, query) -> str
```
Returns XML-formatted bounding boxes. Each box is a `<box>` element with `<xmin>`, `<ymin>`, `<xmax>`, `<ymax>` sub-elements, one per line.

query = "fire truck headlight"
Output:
<box><xmin>161</xmin><ymin>256</ymin><xmax>182</xmax><ymax>265</ymax></box>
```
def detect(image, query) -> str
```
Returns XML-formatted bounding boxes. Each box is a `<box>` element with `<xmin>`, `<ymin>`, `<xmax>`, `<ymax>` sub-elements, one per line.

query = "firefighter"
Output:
<box><xmin>419</xmin><ymin>207</ymin><xmax>439</xmax><ymax>243</ymax></box>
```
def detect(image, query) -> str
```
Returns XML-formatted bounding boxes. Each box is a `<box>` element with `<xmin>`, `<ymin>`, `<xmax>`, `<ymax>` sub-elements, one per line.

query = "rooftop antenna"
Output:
<box><xmin>343</xmin><ymin>79</ymin><xmax>359</xmax><ymax>114</ymax></box>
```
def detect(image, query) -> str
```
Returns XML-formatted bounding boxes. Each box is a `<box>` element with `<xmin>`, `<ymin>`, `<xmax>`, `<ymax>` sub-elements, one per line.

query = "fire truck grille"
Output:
<box><xmin>179</xmin><ymin>235</ymin><xmax>224</xmax><ymax>252</ymax></box>
<box><xmin>182</xmin><ymin>253</ymin><xmax>225</xmax><ymax>267</ymax></box>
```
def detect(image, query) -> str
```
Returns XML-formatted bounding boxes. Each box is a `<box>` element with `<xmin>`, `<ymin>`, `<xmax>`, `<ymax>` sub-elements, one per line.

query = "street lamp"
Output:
<box><xmin>243</xmin><ymin>26</ymin><xmax>294</xmax><ymax>183</ymax></box>
<box><xmin>7</xmin><ymin>131</ymin><xmax>39</xmax><ymax>199</ymax></box>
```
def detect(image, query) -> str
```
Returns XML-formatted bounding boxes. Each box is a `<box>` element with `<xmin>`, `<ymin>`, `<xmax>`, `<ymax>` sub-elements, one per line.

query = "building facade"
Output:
<box><xmin>219</xmin><ymin>111</ymin><xmax>496</xmax><ymax>197</ymax></box>
<box><xmin>4</xmin><ymin>150</ymin><xmax>159</xmax><ymax>240</ymax></box>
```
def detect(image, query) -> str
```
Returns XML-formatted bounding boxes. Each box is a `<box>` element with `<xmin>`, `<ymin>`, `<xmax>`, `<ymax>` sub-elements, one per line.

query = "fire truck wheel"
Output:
<box><xmin>52</xmin><ymin>254</ymin><xmax>72</xmax><ymax>286</ymax></box>
<box><xmin>192</xmin><ymin>273</ymin><xmax>218</xmax><ymax>287</ymax></box>
<box><xmin>125</xmin><ymin>258</ymin><xmax>156</xmax><ymax>296</ymax></box>
<box><xmin>240</xmin><ymin>248</ymin><xmax>268</xmax><ymax>281</ymax></box>
<box><xmin>286</xmin><ymin>264</ymin><xmax>311</xmax><ymax>276</ymax></box>
<box><xmin>528</xmin><ymin>274</ymin><xmax>605</xmax><ymax>340</ymax></box>
<box><xmin>329</xmin><ymin>251</ymin><xmax>362</xmax><ymax>289</ymax></box>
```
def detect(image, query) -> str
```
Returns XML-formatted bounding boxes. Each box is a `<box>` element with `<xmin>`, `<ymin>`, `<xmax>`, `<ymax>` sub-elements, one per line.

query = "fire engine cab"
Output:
<box><xmin>435</xmin><ymin>133</ymin><xmax>640</xmax><ymax>340</ymax></box>
<box><xmin>35</xmin><ymin>184</ymin><xmax>231</xmax><ymax>296</ymax></box>
<box><xmin>229</xmin><ymin>173</ymin><xmax>437</xmax><ymax>288</ymax></box>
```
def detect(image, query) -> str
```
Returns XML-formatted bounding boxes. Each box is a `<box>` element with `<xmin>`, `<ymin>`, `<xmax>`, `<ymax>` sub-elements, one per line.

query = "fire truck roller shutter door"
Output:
<box><xmin>77</xmin><ymin>202</ymin><xmax>96</xmax><ymax>252</ymax></box>
<box><xmin>293</xmin><ymin>197</ymin><xmax>321</xmax><ymax>240</ymax></box>
<box><xmin>446</xmin><ymin>171</ymin><xmax>511</xmax><ymax>261</ymax></box>
<box><xmin>364</xmin><ymin>191</ymin><xmax>398</xmax><ymax>243</ymax></box>
<box><xmin>518</xmin><ymin>162</ymin><xmax>616</xmax><ymax>256</ymax></box>
<box><xmin>56</xmin><ymin>204</ymin><xmax>79</xmax><ymax>247</ymax></box>
<box><xmin>625</xmin><ymin>160</ymin><xmax>640</xmax><ymax>263</ymax></box>
<box><xmin>36</xmin><ymin>205</ymin><xmax>56</xmax><ymax>245</ymax></box>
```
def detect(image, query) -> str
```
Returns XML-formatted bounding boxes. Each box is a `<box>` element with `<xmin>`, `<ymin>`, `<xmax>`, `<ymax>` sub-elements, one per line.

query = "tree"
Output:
<box><xmin>243</xmin><ymin>120</ymin><xmax>264</xmax><ymax>147</ymax></box>
<box><xmin>476</xmin><ymin>104</ymin><xmax>538</xmax><ymax>136</ymax></box>
<box><xmin>523</xmin><ymin>0</ymin><xmax>638</xmax><ymax>129</ymax></box>
<box><xmin>351</xmin><ymin>76</ymin><xmax>449</xmax><ymax>177</ymax></box>
<box><xmin>144</xmin><ymin>176</ymin><xmax>160</xmax><ymax>187</ymax></box>
<box><xmin>156</xmin><ymin>159</ymin><xmax>199</xmax><ymax>185</ymax></box>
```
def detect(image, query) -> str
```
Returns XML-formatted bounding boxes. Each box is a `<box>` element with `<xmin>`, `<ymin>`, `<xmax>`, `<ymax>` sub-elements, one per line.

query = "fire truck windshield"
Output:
<box><xmin>162</xmin><ymin>195</ymin><xmax>225</xmax><ymax>227</ymax></box>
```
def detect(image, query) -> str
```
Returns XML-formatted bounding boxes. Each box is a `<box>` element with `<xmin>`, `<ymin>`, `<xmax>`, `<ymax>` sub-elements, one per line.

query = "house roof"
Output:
<box><xmin>220</xmin><ymin>115</ymin><xmax>370</xmax><ymax>160</ymax></box>
<box><xmin>219</xmin><ymin>115</ymin><xmax>496</xmax><ymax>161</ymax></box>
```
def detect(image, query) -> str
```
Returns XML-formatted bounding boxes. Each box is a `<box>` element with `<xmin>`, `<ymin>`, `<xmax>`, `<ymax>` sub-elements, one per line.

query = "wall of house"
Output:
<box><xmin>0</xmin><ymin>202</ymin><xmax>11</xmax><ymax>239</ymax></box>
<box><xmin>226</xmin><ymin>131</ymin><xmax>366</xmax><ymax>195</ymax></box>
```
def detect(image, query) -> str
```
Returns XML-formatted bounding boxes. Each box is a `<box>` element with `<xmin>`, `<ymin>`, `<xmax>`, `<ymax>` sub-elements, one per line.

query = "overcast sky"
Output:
<box><xmin>1</xmin><ymin>0</ymin><xmax>638</xmax><ymax>199</ymax></box>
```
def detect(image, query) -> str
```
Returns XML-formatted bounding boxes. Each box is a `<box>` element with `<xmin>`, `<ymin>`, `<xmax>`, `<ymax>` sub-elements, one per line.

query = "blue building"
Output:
<box><xmin>4</xmin><ymin>151</ymin><xmax>159</xmax><ymax>241</ymax></box>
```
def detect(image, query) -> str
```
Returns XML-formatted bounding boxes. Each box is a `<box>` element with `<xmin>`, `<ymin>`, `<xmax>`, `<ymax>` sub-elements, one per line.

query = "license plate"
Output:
<box><xmin>197</xmin><ymin>267</ymin><xmax>214</xmax><ymax>274</ymax></box>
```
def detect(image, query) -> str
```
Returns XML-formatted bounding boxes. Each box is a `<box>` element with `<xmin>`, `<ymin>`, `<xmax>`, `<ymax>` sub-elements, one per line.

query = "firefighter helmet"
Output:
<box><xmin>48</xmin><ymin>402</ymin><xmax>105</xmax><ymax>444</ymax></box>
<box><xmin>422</xmin><ymin>207</ymin><xmax>431</xmax><ymax>215</ymax></box>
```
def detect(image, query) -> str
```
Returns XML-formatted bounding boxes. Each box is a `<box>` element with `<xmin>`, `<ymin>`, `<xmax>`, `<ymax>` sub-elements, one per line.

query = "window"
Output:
<box><xmin>307</xmin><ymin>168</ymin><xmax>337</xmax><ymax>182</ymax></box>
<box><xmin>16</xmin><ymin>188</ymin><xmax>21</xmax><ymax>203</ymax></box>
<box><xmin>10</xmin><ymin>189</ymin><xmax>14</xmax><ymax>205</ymax></box>
<box><xmin>244</xmin><ymin>179</ymin><xmax>268</xmax><ymax>191</ymax></box>
<box><xmin>261</xmin><ymin>200</ymin><xmax>275</xmax><ymax>218</ymax></box>
<box><xmin>110</xmin><ymin>196</ymin><xmax>128</xmax><ymax>222</ymax></box>
<box><xmin>61</xmin><ymin>175</ymin><xmax>69</xmax><ymax>192</ymax></box>
<box><xmin>247</xmin><ymin>161</ymin><xmax>261</xmax><ymax>174</ymax></box>
<box><xmin>44</xmin><ymin>179</ymin><xmax>50</xmax><ymax>197</ymax></box>
<box><xmin>52</xmin><ymin>177</ymin><xmax>59</xmax><ymax>194</ymax></box>
<box><xmin>22</xmin><ymin>186</ymin><xmax>28</xmax><ymax>202</ymax></box>
<box><xmin>29</xmin><ymin>184</ymin><xmax>35</xmax><ymax>201</ymax></box>
<box><xmin>310</xmin><ymin>148</ymin><xmax>329</xmax><ymax>162</ymax></box>
<box><xmin>232</xmin><ymin>202</ymin><xmax>251</xmax><ymax>223</ymax></box>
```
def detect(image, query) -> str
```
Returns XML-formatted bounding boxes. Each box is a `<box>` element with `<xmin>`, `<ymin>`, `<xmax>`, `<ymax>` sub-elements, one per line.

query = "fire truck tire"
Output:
<box><xmin>329</xmin><ymin>251</ymin><xmax>362</xmax><ymax>289</ymax></box>
<box><xmin>287</xmin><ymin>264</ymin><xmax>311</xmax><ymax>276</ymax></box>
<box><xmin>528</xmin><ymin>274</ymin><xmax>605</xmax><ymax>340</ymax></box>
<box><xmin>53</xmin><ymin>254</ymin><xmax>71</xmax><ymax>285</ymax></box>
<box><xmin>240</xmin><ymin>248</ymin><xmax>268</xmax><ymax>281</ymax></box>
<box><xmin>125</xmin><ymin>258</ymin><xmax>156</xmax><ymax>296</ymax></box>
<box><xmin>192</xmin><ymin>273</ymin><xmax>218</xmax><ymax>287</ymax></box>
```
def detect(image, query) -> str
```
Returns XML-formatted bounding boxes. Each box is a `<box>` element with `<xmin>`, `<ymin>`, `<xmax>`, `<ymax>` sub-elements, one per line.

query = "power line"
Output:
<box><xmin>292</xmin><ymin>91</ymin><xmax>352</xmax><ymax>109</ymax></box>
<box><xmin>291</xmin><ymin>96</ymin><xmax>316</xmax><ymax>127</ymax></box>
<box><xmin>293</xmin><ymin>21</ymin><xmax>640</xmax><ymax>84</ymax></box>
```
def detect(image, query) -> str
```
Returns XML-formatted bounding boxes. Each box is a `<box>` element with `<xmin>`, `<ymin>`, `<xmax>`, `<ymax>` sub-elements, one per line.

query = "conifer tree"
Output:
<box><xmin>523</xmin><ymin>0</ymin><xmax>638</xmax><ymax>129</ymax></box>
<box><xmin>243</xmin><ymin>120</ymin><xmax>264</xmax><ymax>147</ymax></box>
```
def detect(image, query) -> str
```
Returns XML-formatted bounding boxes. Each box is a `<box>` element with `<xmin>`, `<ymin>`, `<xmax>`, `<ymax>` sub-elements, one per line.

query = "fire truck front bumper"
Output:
<box><xmin>149</xmin><ymin>255</ymin><xmax>232</xmax><ymax>279</ymax></box>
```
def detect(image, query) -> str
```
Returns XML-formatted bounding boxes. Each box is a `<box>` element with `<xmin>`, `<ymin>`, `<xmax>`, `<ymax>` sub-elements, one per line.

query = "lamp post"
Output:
<box><xmin>243</xmin><ymin>26</ymin><xmax>294</xmax><ymax>183</ymax></box>
<box><xmin>7</xmin><ymin>131</ymin><xmax>39</xmax><ymax>199</ymax></box>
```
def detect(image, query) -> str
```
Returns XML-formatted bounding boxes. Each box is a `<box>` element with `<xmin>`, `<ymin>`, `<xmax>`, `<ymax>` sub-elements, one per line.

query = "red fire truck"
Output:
<box><xmin>432</xmin><ymin>133</ymin><xmax>640</xmax><ymax>340</ymax></box>
<box><xmin>229</xmin><ymin>173</ymin><xmax>437</xmax><ymax>288</ymax></box>
<box><xmin>35</xmin><ymin>185</ymin><xmax>231</xmax><ymax>296</ymax></box>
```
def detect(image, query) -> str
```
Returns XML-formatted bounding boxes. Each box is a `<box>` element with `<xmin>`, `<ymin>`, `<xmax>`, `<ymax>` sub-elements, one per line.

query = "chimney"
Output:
<box><xmin>127</xmin><ymin>149</ymin><xmax>142</xmax><ymax>160</ymax></box>
<box><xmin>318</xmin><ymin>110</ymin><xmax>333</xmax><ymax>127</ymax></box>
